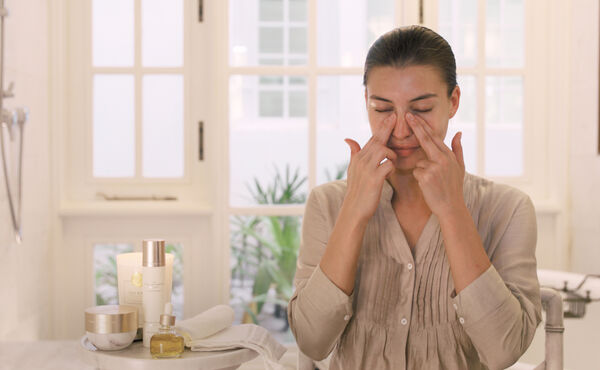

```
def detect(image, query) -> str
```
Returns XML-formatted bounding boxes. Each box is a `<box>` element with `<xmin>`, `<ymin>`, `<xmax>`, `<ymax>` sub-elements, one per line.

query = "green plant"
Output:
<box><xmin>230</xmin><ymin>162</ymin><xmax>347</xmax><ymax>329</ymax></box>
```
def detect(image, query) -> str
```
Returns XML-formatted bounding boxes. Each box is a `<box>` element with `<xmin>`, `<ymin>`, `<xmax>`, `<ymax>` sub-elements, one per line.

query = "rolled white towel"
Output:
<box><xmin>175</xmin><ymin>304</ymin><xmax>235</xmax><ymax>345</ymax></box>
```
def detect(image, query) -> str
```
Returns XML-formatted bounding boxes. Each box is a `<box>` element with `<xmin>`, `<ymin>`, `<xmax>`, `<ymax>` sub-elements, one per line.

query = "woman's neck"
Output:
<box><xmin>387</xmin><ymin>170</ymin><xmax>428</xmax><ymax>209</ymax></box>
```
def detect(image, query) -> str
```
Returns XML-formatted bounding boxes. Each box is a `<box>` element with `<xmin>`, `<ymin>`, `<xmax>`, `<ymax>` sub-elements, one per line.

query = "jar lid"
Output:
<box><xmin>85</xmin><ymin>305</ymin><xmax>138</xmax><ymax>334</ymax></box>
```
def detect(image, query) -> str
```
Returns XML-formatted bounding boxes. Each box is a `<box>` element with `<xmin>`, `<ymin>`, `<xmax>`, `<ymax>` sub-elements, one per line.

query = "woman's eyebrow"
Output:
<box><xmin>368</xmin><ymin>95</ymin><xmax>393</xmax><ymax>103</ymax></box>
<box><xmin>409</xmin><ymin>93</ymin><xmax>437</xmax><ymax>102</ymax></box>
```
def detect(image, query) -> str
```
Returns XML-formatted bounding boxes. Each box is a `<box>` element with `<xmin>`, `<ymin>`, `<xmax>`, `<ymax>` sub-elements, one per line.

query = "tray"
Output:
<box><xmin>79</xmin><ymin>335</ymin><xmax>258</xmax><ymax>370</ymax></box>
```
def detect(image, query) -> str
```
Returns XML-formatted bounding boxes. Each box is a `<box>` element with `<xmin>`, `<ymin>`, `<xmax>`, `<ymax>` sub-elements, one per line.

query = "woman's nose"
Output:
<box><xmin>391</xmin><ymin>112</ymin><xmax>412</xmax><ymax>139</ymax></box>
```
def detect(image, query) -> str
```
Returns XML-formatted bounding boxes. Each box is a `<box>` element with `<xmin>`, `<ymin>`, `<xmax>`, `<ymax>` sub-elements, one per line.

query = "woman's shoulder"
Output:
<box><xmin>306</xmin><ymin>180</ymin><xmax>348</xmax><ymax>216</ymax></box>
<box><xmin>464</xmin><ymin>172</ymin><xmax>534</xmax><ymax>215</ymax></box>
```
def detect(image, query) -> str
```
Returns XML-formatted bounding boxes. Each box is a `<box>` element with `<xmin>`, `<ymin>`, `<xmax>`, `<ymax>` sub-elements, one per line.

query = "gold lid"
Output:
<box><xmin>142</xmin><ymin>239</ymin><xmax>165</xmax><ymax>267</ymax></box>
<box><xmin>160</xmin><ymin>313</ymin><xmax>176</xmax><ymax>327</ymax></box>
<box><xmin>85</xmin><ymin>305</ymin><xmax>138</xmax><ymax>334</ymax></box>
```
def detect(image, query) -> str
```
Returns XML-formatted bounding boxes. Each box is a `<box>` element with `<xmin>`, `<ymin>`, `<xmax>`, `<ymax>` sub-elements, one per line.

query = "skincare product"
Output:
<box><xmin>117</xmin><ymin>252</ymin><xmax>175</xmax><ymax>341</ymax></box>
<box><xmin>84</xmin><ymin>305</ymin><xmax>138</xmax><ymax>350</ymax></box>
<box><xmin>142</xmin><ymin>239</ymin><xmax>167</xmax><ymax>348</ymax></box>
<box><xmin>150</xmin><ymin>302</ymin><xmax>185</xmax><ymax>359</ymax></box>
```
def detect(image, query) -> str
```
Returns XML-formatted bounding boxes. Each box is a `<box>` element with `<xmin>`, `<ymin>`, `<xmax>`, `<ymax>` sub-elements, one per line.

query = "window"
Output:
<box><xmin>91</xmin><ymin>0</ymin><xmax>185</xmax><ymax>179</ymax></box>
<box><xmin>437</xmin><ymin>0</ymin><xmax>526</xmax><ymax>177</ymax></box>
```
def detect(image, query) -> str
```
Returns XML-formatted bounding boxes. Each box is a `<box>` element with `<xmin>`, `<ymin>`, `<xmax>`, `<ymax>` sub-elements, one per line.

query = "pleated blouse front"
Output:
<box><xmin>288</xmin><ymin>173</ymin><xmax>542</xmax><ymax>370</ymax></box>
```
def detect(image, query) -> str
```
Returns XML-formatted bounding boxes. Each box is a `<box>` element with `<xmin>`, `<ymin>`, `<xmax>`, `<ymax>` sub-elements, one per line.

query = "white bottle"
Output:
<box><xmin>142</xmin><ymin>239</ymin><xmax>166</xmax><ymax>348</ymax></box>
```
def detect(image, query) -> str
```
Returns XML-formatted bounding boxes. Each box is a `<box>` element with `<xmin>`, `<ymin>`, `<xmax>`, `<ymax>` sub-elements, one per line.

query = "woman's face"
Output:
<box><xmin>365</xmin><ymin>65</ymin><xmax>460</xmax><ymax>173</ymax></box>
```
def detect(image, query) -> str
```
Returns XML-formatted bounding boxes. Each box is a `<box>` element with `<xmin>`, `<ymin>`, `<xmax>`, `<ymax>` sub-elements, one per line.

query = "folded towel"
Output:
<box><xmin>176</xmin><ymin>304</ymin><xmax>235</xmax><ymax>345</ymax></box>
<box><xmin>189</xmin><ymin>324</ymin><xmax>287</xmax><ymax>370</ymax></box>
<box><xmin>175</xmin><ymin>305</ymin><xmax>287</xmax><ymax>370</ymax></box>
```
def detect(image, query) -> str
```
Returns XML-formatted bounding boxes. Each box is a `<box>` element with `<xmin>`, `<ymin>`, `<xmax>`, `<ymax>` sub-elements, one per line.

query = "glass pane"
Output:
<box><xmin>438</xmin><ymin>0</ymin><xmax>478</xmax><ymax>68</ymax></box>
<box><xmin>229</xmin><ymin>215</ymin><xmax>301</xmax><ymax>344</ymax></box>
<box><xmin>93</xmin><ymin>0</ymin><xmax>134</xmax><ymax>67</ymax></box>
<box><xmin>289</xmin><ymin>0</ymin><xmax>307</xmax><ymax>21</ymax></box>
<box><xmin>94</xmin><ymin>243</ymin><xmax>134</xmax><ymax>305</ymax></box>
<box><xmin>166</xmin><ymin>243</ymin><xmax>184</xmax><ymax>320</ymax></box>
<box><xmin>260</xmin><ymin>0</ymin><xmax>283</xmax><ymax>21</ymax></box>
<box><xmin>230</xmin><ymin>0</ymin><xmax>308</xmax><ymax>66</ymax></box>
<box><xmin>229</xmin><ymin>75</ymin><xmax>308</xmax><ymax>206</ymax></box>
<box><xmin>142</xmin><ymin>75</ymin><xmax>184</xmax><ymax>178</ymax></box>
<box><xmin>446</xmin><ymin>75</ymin><xmax>477</xmax><ymax>173</ymax></box>
<box><xmin>486</xmin><ymin>0</ymin><xmax>524</xmax><ymax>68</ymax></box>
<box><xmin>93</xmin><ymin>75</ymin><xmax>135</xmax><ymax>178</ymax></box>
<box><xmin>317</xmin><ymin>0</ymin><xmax>394</xmax><ymax>67</ymax></box>
<box><xmin>142</xmin><ymin>0</ymin><xmax>183</xmax><ymax>67</ymax></box>
<box><xmin>259</xmin><ymin>27</ymin><xmax>284</xmax><ymax>53</ymax></box>
<box><xmin>289</xmin><ymin>27</ymin><xmax>307</xmax><ymax>54</ymax></box>
<box><xmin>485</xmin><ymin>76</ymin><xmax>523</xmax><ymax>176</ymax></box>
<box><xmin>317</xmin><ymin>75</ymin><xmax>369</xmax><ymax>185</ymax></box>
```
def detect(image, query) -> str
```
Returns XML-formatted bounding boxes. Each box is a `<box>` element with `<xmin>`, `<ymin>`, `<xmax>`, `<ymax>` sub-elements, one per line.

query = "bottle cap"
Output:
<box><xmin>160</xmin><ymin>302</ymin><xmax>176</xmax><ymax>327</ymax></box>
<box><xmin>142</xmin><ymin>239</ymin><xmax>165</xmax><ymax>267</ymax></box>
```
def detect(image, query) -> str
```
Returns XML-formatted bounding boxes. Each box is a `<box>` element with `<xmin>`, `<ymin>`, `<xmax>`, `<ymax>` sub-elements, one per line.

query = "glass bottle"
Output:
<box><xmin>150</xmin><ymin>302</ymin><xmax>185</xmax><ymax>359</ymax></box>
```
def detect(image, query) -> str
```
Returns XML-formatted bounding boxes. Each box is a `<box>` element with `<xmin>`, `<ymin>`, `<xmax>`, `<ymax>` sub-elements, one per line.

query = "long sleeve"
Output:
<box><xmin>287</xmin><ymin>188</ymin><xmax>354</xmax><ymax>361</ymax></box>
<box><xmin>451</xmin><ymin>193</ymin><xmax>542</xmax><ymax>370</ymax></box>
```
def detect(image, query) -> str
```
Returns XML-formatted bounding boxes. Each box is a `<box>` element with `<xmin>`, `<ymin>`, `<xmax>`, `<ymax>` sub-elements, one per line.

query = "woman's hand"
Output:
<box><xmin>343</xmin><ymin>113</ymin><xmax>398</xmax><ymax>222</ymax></box>
<box><xmin>406</xmin><ymin>112</ymin><xmax>466</xmax><ymax>219</ymax></box>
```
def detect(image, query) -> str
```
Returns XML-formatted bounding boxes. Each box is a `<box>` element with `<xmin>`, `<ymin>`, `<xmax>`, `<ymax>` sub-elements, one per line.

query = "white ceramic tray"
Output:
<box><xmin>79</xmin><ymin>336</ymin><xmax>258</xmax><ymax>370</ymax></box>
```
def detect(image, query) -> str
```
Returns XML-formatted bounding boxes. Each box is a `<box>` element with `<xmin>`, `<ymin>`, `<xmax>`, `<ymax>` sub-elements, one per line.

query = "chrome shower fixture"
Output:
<box><xmin>0</xmin><ymin>0</ymin><xmax>28</xmax><ymax>244</ymax></box>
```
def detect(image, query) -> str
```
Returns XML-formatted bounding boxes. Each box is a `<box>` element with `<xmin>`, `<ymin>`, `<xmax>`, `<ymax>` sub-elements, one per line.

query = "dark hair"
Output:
<box><xmin>363</xmin><ymin>25</ymin><xmax>457</xmax><ymax>97</ymax></box>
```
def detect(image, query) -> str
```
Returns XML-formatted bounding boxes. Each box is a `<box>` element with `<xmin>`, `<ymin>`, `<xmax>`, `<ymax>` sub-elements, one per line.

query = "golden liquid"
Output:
<box><xmin>150</xmin><ymin>333</ymin><xmax>185</xmax><ymax>359</ymax></box>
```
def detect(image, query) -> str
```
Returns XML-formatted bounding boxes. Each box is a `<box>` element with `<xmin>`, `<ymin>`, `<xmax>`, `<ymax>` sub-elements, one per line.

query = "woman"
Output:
<box><xmin>287</xmin><ymin>26</ymin><xmax>542</xmax><ymax>370</ymax></box>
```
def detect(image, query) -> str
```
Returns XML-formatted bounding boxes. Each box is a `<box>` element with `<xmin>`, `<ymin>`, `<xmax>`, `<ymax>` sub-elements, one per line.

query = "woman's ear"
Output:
<box><xmin>449</xmin><ymin>85</ymin><xmax>461</xmax><ymax>119</ymax></box>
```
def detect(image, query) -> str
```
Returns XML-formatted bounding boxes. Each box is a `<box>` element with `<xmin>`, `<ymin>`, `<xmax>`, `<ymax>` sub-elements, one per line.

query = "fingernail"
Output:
<box><xmin>406</xmin><ymin>112</ymin><xmax>414</xmax><ymax>123</ymax></box>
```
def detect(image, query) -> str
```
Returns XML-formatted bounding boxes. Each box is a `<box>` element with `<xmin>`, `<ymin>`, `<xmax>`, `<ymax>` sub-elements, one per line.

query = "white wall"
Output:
<box><xmin>0</xmin><ymin>0</ymin><xmax>51</xmax><ymax>340</ymax></box>
<box><xmin>519</xmin><ymin>1</ymin><xmax>600</xmax><ymax>369</ymax></box>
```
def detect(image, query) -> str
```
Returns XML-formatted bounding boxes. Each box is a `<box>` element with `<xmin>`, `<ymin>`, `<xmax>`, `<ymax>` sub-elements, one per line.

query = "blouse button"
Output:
<box><xmin>407</xmin><ymin>263</ymin><xmax>413</xmax><ymax>270</ymax></box>
<box><xmin>459</xmin><ymin>317</ymin><xmax>465</xmax><ymax>324</ymax></box>
<box><xmin>344</xmin><ymin>315</ymin><xmax>351</xmax><ymax>321</ymax></box>
<box><xmin>401</xmin><ymin>318</ymin><xmax>408</xmax><ymax>325</ymax></box>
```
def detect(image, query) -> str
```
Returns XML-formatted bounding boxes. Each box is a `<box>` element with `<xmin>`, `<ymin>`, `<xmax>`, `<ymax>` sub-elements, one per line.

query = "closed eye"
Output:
<box><xmin>374</xmin><ymin>109</ymin><xmax>394</xmax><ymax>113</ymax></box>
<box><xmin>412</xmin><ymin>108</ymin><xmax>433</xmax><ymax>113</ymax></box>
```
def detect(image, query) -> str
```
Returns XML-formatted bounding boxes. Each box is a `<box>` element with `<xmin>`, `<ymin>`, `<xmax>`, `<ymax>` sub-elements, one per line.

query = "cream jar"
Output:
<box><xmin>84</xmin><ymin>305</ymin><xmax>138</xmax><ymax>350</ymax></box>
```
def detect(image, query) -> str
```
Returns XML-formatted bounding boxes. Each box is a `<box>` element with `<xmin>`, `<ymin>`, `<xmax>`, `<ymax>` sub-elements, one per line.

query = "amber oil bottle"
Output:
<box><xmin>150</xmin><ymin>302</ymin><xmax>185</xmax><ymax>359</ymax></box>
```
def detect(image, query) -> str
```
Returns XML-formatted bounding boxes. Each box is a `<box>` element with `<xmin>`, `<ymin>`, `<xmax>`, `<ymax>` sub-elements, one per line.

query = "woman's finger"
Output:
<box><xmin>375</xmin><ymin>157</ymin><xmax>396</xmax><ymax>178</ymax></box>
<box><xmin>410</xmin><ymin>113</ymin><xmax>453</xmax><ymax>156</ymax></box>
<box><xmin>344</xmin><ymin>138</ymin><xmax>362</xmax><ymax>160</ymax></box>
<box><xmin>451</xmin><ymin>132</ymin><xmax>465</xmax><ymax>171</ymax></box>
<box><xmin>405</xmin><ymin>112</ymin><xmax>443</xmax><ymax>160</ymax></box>
<box><xmin>415</xmin><ymin>159</ymin><xmax>432</xmax><ymax>169</ymax></box>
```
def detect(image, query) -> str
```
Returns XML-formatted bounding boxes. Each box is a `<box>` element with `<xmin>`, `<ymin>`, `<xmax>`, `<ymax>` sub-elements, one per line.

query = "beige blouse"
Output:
<box><xmin>288</xmin><ymin>173</ymin><xmax>542</xmax><ymax>370</ymax></box>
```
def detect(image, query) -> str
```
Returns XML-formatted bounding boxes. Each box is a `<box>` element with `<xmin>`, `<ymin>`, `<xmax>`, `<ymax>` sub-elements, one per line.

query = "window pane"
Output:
<box><xmin>229</xmin><ymin>75</ymin><xmax>308</xmax><ymax>207</ymax></box>
<box><xmin>142</xmin><ymin>75</ymin><xmax>184</xmax><ymax>178</ymax></box>
<box><xmin>259</xmin><ymin>27</ymin><xmax>284</xmax><ymax>53</ymax></box>
<box><xmin>142</xmin><ymin>0</ymin><xmax>183</xmax><ymax>67</ymax></box>
<box><xmin>446</xmin><ymin>75</ymin><xmax>477</xmax><ymax>173</ymax></box>
<box><xmin>438</xmin><ymin>0</ymin><xmax>478</xmax><ymax>68</ymax></box>
<box><xmin>486</xmin><ymin>0</ymin><xmax>524</xmax><ymax>68</ymax></box>
<box><xmin>317</xmin><ymin>0</ymin><xmax>394</xmax><ymax>67</ymax></box>
<box><xmin>95</xmin><ymin>243</ymin><xmax>134</xmax><ymax>305</ymax></box>
<box><xmin>230</xmin><ymin>0</ymin><xmax>308</xmax><ymax>66</ymax></box>
<box><xmin>289</xmin><ymin>27</ymin><xmax>307</xmax><ymax>54</ymax></box>
<box><xmin>317</xmin><ymin>75</ymin><xmax>369</xmax><ymax>185</ymax></box>
<box><xmin>229</xmin><ymin>215</ymin><xmax>301</xmax><ymax>344</ymax></box>
<box><xmin>260</xmin><ymin>0</ymin><xmax>283</xmax><ymax>21</ymax></box>
<box><xmin>93</xmin><ymin>75</ymin><xmax>135</xmax><ymax>178</ymax></box>
<box><xmin>93</xmin><ymin>0</ymin><xmax>134</xmax><ymax>67</ymax></box>
<box><xmin>289</xmin><ymin>0</ymin><xmax>307</xmax><ymax>21</ymax></box>
<box><xmin>485</xmin><ymin>76</ymin><xmax>523</xmax><ymax>176</ymax></box>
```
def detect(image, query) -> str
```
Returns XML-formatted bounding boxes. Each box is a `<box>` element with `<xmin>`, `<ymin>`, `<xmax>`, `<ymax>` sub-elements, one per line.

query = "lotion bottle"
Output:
<box><xmin>142</xmin><ymin>239</ymin><xmax>166</xmax><ymax>347</ymax></box>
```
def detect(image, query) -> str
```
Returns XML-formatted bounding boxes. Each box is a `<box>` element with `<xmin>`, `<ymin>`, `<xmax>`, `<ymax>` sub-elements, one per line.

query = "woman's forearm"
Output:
<box><xmin>438</xmin><ymin>205</ymin><xmax>491</xmax><ymax>294</ymax></box>
<box><xmin>319</xmin><ymin>203</ymin><xmax>369</xmax><ymax>296</ymax></box>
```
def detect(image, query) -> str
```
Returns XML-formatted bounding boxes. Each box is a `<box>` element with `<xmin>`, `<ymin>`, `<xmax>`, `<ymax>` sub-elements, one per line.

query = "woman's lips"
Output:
<box><xmin>391</xmin><ymin>146</ymin><xmax>420</xmax><ymax>157</ymax></box>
